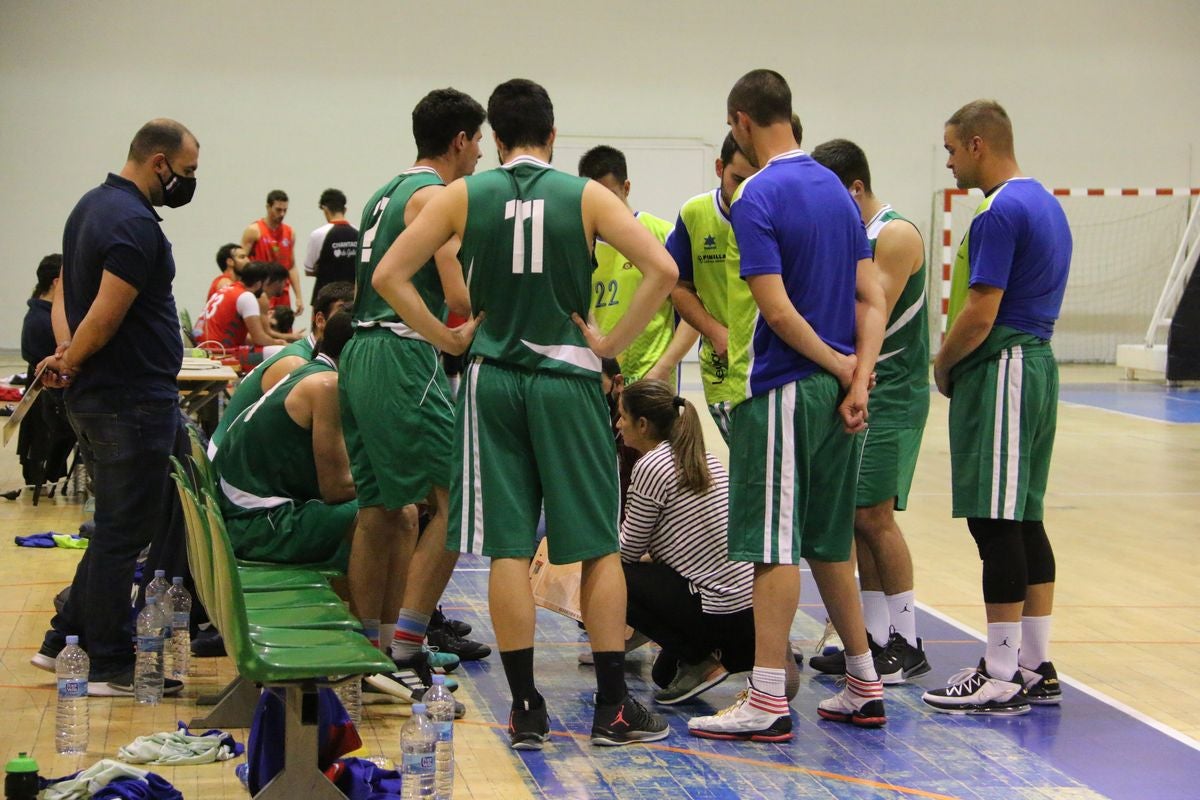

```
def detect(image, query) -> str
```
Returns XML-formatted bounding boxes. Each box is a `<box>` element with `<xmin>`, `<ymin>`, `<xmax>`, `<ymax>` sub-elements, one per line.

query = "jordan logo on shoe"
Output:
<box><xmin>611</xmin><ymin>706</ymin><xmax>629</xmax><ymax>729</ymax></box>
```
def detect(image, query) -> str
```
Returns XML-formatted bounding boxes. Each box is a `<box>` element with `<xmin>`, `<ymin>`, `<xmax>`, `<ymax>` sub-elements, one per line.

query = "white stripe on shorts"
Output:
<box><xmin>459</xmin><ymin>360</ymin><xmax>484</xmax><ymax>555</ymax></box>
<box><xmin>763</xmin><ymin>389</ymin><xmax>777</xmax><ymax>559</ymax></box>
<box><xmin>777</xmin><ymin>384</ymin><xmax>797</xmax><ymax>563</ymax></box>
<box><xmin>990</xmin><ymin>351</ymin><xmax>1009</xmax><ymax>518</ymax></box>
<box><xmin>1003</xmin><ymin>346</ymin><xmax>1024</xmax><ymax>519</ymax></box>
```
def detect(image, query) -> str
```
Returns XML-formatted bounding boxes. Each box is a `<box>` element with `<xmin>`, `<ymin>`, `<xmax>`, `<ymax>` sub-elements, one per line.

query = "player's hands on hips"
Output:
<box><xmin>571</xmin><ymin>312</ymin><xmax>615</xmax><ymax>358</ymax></box>
<box><xmin>442</xmin><ymin>312</ymin><xmax>484</xmax><ymax>356</ymax></box>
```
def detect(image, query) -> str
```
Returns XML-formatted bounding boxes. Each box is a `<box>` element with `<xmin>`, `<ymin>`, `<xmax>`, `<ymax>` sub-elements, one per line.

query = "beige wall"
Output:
<box><xmin>2</xmin><ymin>0</ymin><xmax>1197</xmax><ymax>347</ymax></box>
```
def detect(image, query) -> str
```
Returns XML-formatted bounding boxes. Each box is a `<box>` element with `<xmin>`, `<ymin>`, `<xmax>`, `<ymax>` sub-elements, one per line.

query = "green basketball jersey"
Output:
<box><xmin>867</xmin><ymin>206</ymin><xmax>930</xmax><ymax>429</ymax></box>
<box><xmin>458</xmin><ymin>156</ymin><xmax>599</xmax><ymax>378</ymax></box>
<box><xmin>676</xmin><ymin>189</ymin><xmax>754</xmax><ymax>406</ymax></box>
<box><xmin>591</xmin><ymin>211</ymin><xmax>674</xmax><ymax>382</ymax></box>
<box><xmin>210</xmin><ymin>334</ymin><xmax>315</xmax><ymax>449</ymax></box>
<box><xmin>215</xmin><ymin>355</ymin><xmax>335</xmax><ymax>516</ymax></box>
<box><xmin>353</xmin><ymin>167</ymin><xmax>446</xmax><ymax>337</ymax></box>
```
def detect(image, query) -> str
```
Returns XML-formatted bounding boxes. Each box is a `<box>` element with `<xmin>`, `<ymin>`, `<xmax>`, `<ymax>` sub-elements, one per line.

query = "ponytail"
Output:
<box><xmin>621</xmin><ymin>379</ymin><xmax>712</xmax><ymax>494</ymax></box>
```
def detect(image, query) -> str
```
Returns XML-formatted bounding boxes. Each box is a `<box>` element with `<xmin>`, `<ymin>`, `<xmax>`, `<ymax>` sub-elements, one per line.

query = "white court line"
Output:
<box><xmin>917</xmin><ymin>600</ymin><xmax>1200</xmax><ymax>752</ymax></box>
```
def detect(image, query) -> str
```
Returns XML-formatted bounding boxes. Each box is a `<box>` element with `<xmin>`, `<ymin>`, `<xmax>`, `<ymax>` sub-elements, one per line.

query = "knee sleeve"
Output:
<box><xmin>1022</xmin><ymin>521</ymin><xmax>1056</xmax><ymax>585</ymax></box>
<box><xmin>967</xmin><ymin>518</ymin><xmax>1028</xmax><ymax>604</ymax></box>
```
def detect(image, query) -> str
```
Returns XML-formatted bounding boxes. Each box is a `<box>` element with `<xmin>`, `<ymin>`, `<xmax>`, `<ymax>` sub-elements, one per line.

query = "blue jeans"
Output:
<box><xmin>44</xmin><ymin>391</ymin><xmax>180</xmax><ymax>679</ymax></box>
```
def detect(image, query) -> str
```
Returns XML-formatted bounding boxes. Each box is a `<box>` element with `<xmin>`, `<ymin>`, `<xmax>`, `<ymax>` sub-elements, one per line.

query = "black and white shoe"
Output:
<box><xmin>431</xmin><ymin>606</ymin><xmax>471</xmax><ymax>638</ymax></box>
<box><xmin>591</xmin><ymin>694</ymin><xmax>669</xmax><ymax>746</ymax></box>
<box><xmin>922</xmin><ymin>660</ymin><xmax>1030</xmax><ymax>715</ymax></box>
<box><xmin>426</xmin><ymin>625</ymin><xmax>492</xmax><ymax>662</ymax></box>
<box><xmin>875</xmin><ymin>631</ymin><xmax>932</xmax><ymax>685</ymax></box>
<box><xmin>1019</xmin><ymin>661</ymin><xmax>1062</xmax><ymax>705</ymax></box>
<box><xmin>808</xmin><ymin>631</ymin><xmax>884</xmax><ymax>676</ymax></box>
<box><xmin>509</xmin><ymin>700</ymin><xmax>550</xmax><ymax>750</ymax></box>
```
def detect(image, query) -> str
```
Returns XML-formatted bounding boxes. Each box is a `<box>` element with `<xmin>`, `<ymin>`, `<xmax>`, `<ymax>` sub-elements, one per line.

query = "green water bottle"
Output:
<box><xmin>4</xmin><ymin>752</ymin><xmax>39</xmax><ymax>800</ymax></box>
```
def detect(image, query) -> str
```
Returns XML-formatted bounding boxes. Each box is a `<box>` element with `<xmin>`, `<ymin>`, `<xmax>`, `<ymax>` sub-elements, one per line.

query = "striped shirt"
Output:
<box><xmin>619</xmin><ymin>442</ymin><xmax>753</xmax><ymax>614</ymax></box>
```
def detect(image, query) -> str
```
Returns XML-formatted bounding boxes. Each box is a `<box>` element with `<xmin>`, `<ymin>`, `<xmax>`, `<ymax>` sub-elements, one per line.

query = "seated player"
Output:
<box><xmin>271</xmin><ymin>306</ymin><xmax>295</xmax><ymax>335</ymax></box>
<box><xmin>616</xmin><ymin>379</ymin><xmax>759</xmax><ymax>705</ymax></box>
<box><xmin>193</xmin><ymin>243</ymin><xmax>249</xmax><ymax>340</ymax></box>
<box><xmin>200</xmin><ymin>260</ymin><xmax>289</xmax><ymax>370</ymax></box>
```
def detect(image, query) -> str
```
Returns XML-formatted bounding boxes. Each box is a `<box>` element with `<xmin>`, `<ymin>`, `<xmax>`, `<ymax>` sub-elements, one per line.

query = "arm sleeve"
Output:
<box><xmin>236</xmin><ymin>290</ymin><xmax>261</xmax><ymax>319</ymax></box>
<box><xmin>618</xmin><ymin>455</ymin><xmax>669</xmax><ymax>563</ymax></box>
<box><xmin>967</xmin><ymin>205</ymin><xmax>1018</xmax><ymax>291</ymax></box>
<box><xmin>304</xmin><ymin>227</ymin><xmax>323</xmax><ymax>276</ymax></box>
<box><xmin>665</xmin><ymin>214</ymin><xmax>694</xmax><ymax>281</ymax></box>
<box><xmin>732</xmin><ymin>193</ymin><xmax>782</xmax><ymax>278</ymax></box>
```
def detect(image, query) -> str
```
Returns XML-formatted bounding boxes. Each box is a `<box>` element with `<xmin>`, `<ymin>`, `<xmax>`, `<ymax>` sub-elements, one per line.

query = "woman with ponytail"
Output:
<box><xmin>617</xmin><ymin>379</ymin><xmax>755</xmax><ymax>705</ymax></box>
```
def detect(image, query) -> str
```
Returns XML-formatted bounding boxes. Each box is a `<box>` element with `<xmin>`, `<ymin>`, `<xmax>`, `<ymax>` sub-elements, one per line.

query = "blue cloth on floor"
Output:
<box><xmin>14</xmin><ymin>531</ymin><xmax>59</xmax><ymax>547</ymax></box>
<box><xmin>328</xmin><ymin>757</ymin><xmax>403</xmax><ymax>800</ymax></box>
<box><xmin>93</xmin><ymin>774</ymin><xmax>182</xmax><ymax>800</ymax></box>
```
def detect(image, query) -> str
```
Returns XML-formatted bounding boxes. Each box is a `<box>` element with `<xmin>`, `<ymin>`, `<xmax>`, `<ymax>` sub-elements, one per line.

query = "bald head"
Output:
<box><xmin>946</xmin><ymin>100</ymin><xmax>1013</xmax><ymax>156</ymax></box>
<box><xmin>127</xmin><ymin>118</ymin><xmax>198</xmax><ymax>164</ymax></box>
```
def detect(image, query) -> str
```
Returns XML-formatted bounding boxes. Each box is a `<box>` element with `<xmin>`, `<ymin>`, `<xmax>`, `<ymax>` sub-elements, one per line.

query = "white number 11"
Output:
<box><xmin>505</xmin><ymin>199</ymin><xmax>544</xmax><ymax>274</ymax></box>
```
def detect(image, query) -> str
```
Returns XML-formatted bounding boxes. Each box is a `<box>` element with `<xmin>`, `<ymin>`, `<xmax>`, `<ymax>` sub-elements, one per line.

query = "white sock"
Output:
<box><xmin>1019</xmin><ymin>615</ymin><xmax>1052</xmax><ymax>669</ymax></box>
<box><xmin>845</xmin><ymin>651</ymin><xmax>879</xmax><ymax>683</ymax></box>
<box><xmin>886</xmin><ymin>590</ymin><xmax>917</xmax><ymax>646</ymax></box>
<box><xmin>861</xmin><ymin>591</ymin><xmax>890</xmax><ymax>647</ymax></box>
<box><xmin>985</xmin><ymin>622</ymin><xmax>1021</xmax><ymax>680</ymax></box>
<box><xmin>751</xmin><ymin>666</ymin><xmax>786</xmax><ymax>697</ymax></box>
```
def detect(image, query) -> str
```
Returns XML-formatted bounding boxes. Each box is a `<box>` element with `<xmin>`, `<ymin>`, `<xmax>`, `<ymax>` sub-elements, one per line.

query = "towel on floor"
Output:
<box><xmin>118</xmin><ymin>723</ymin><xmax>243</xmax><ymax>765</ymax></box>
<box><xmin>40</xmin><ymin>760</ymin><xmax>180</xmax><ymax>800</ymax></box>
<box><xmin>14</xmin><ymin>531</ymin><xmax>87</xmax><ymax>549</ymax></box>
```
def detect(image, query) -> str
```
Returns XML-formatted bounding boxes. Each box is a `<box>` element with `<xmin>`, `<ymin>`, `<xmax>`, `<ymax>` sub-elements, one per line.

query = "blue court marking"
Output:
<box><xmin>1058</xmin><ymin>382</ymin><xmax>1200</xmax><ymax>423</ymax></box>
<box><xmin>441</xmin><ymin>557</ymin><xmax>1200</xmax><ymax>799</ymax></box>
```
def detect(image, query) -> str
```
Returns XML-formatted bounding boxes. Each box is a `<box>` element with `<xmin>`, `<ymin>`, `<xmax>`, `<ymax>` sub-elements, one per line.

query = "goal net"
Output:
<box><xmin>930</xmin><ymin>188</ymin><xmax>1199</xmax><ymax>362</ymax></box>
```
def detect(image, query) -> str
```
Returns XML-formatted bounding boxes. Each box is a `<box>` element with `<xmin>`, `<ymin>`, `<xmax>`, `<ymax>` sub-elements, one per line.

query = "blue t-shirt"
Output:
<box><xmin>966</xmin><ymin>178</ymin><xmax>1072</xmax><ymax>339</ymax></box>
<box><xmin>61</xmin><ymin>173</ymin><xmax>183</xmax><ymax>401</ymax></box>
<box><xmin>730</xmin><ymin>151</ymin><xmax>871</xmax><ymax>396</ymax></box>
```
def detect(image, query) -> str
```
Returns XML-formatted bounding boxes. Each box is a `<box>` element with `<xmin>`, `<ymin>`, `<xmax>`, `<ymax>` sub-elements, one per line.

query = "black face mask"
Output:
<box><xmin>157</xmin><ymin>159</ymin><xmax>196</xmax><ymax>208</ymax></box>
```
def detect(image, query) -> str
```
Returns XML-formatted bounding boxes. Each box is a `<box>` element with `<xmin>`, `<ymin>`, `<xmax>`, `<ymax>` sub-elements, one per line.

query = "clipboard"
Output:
<box><xmin>3</xmin><ymin>364</ymin><xmax>48</xmax><ymax>446</ymax></box>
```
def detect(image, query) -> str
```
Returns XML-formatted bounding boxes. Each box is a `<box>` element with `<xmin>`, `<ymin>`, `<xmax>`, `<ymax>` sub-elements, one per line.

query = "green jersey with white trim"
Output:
<box><xmin>215</xmin><ymin>356</ymin><xmax>334</xmax><ymax>517</ymax></box>
<box><xmin>353</xmin><ymin>167</ymin><xmax>445</xmax><ymax>336</ymax></box>
<box><xmin>210</xmin><ymin>333</ymin><xmax>315</xmax><ymax>449</ymax></box>
<box><xmin>591</xmin><ymin>211</ymin><xmax>674</xmax><ymax>382</ymax></box>
<box><xmin>671</xmin><ymin>189</ymin><xmax>754</xmax><ymax>406</ymax></box>
<box><xmin>867</xmin><ymin>206</ymin><xmax>929</xmax><ymax>428</ymax></box>
<box><xmin>458</xmin><ymin>156</ymin><xmax>598</xmax><ymax>378</ymax></box>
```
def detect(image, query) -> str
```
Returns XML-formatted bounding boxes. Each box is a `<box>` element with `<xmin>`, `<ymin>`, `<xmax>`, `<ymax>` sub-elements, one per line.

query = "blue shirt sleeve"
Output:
<box><xmin>665</xmin><ymin>213</ymin><xmax>694</xmax><ymax>281</ymax></box>
<box><xmin>732</xmin><ymin>191</ymin><xmax>781</xmax><ymax>278</ymax></box>
<box><xmin>103</xmin><ymin>217</ymin><xmax>163</xmax><ymax>291</ymax></box>
<box><xmin>967</xmin><ymin>203</ymin><xmax>1018</xmax><ymax>291</ymax></box>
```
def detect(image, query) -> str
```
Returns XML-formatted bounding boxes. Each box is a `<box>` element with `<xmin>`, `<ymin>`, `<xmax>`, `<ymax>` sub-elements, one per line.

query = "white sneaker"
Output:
<box><xmin>688</xmin><ymin>685</ymin><xmax>793</xmax><ymax>742</ymax></box>
<box><xmin>922</xmin><ymin>659</ymin><xmax>1031</xmax><ymax>715</ymax></box>
<box><xmin>816</xmin><ymin>674</ymin><xmax>887</xmax><ymax>727</ymax></box>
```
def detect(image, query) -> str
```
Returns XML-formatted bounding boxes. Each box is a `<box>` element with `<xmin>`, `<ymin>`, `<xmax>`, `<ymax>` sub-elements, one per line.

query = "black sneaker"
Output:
<box><xmin>1019</xmin><ymin>661</ymin><xmax>1062</xmax><ymax>705</ymax></box>
<box><xmin>30</xmin><ymin>642</ymin><xmax>61</xmax><ymax>673</ymax></box>
<box><xmin>92</xmin><ymin>670</ymin><xmax>184</xmax><ymax>698</ymax></box>
<box><xmin>191</xmin><ymin>629</ymin><xmax>226</xmax><ymax>658</ymax></box>
<box><xmin>431</xmin><ymin>606</ymin><xmax>472</xmax><ymax>638</ymax></box>
<box><xmin>874</xmin><ymin>631</ymin><xmax>932</xmax><ymax>685</ymax></box>
<box><xmin>509</xmin><ymin>700</ymin><xmax>550</xmax><ymax>750</ymax></box>
<box><xmin>426</xmin><ymin>626</ymin><xmax>492</xmax><ymax>662</ymax></box>
<box><xmin>808</xmin><ymin>631</ymin><xmax>884</xmax><ymax>675</ymax></box>
<box><xmin>591</xmin><ymin>694</ymin><xmax>669</xmax><ymax>746</ymax></box>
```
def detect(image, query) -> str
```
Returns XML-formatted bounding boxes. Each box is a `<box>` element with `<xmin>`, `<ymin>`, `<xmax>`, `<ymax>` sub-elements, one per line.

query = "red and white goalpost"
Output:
<box><xmin>932</xmin><ymin>187</ymin><xmax>1200</xmax><ymax>363</ymax></box>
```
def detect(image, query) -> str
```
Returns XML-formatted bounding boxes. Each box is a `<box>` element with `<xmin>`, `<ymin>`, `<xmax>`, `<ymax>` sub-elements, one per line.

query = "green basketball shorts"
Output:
<box><xmin>854</xmin><ymin>425</ymin><xmax>925</xmax><ymax>511</ymax></box>
<box><xmin>224</xmin><ymin>498</ymin><xmax>356</xmax><ymax>571</ymax></box>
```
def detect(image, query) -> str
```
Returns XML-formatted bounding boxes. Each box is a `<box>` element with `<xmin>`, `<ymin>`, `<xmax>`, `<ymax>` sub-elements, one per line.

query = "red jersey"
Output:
<box><xmin>202</xmin><ymin>281</ymin><xmax>257</xmax><ymax>349</ymax></box>
<box><xmin>252</xmin><ymin>219</ymin><xmax>295</xmax><ymax>308</ymax></box>
<box><xmin>207</xmin><ymin>274</ymin><xmax>233</xmax><ymax>301</ymax></box>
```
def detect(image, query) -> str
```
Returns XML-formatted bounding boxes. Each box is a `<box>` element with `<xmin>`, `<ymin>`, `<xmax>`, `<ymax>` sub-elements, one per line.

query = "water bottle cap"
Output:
<box><xmin>412</xmin><ymin>703</ymin><xmax>427</xmax><ymax>714</ymax></box>
<box><xmin>5</xmin><ymin>752</ymin><xmax>38</xmax><ymax>773</ymax></box>
<box><xmin>65</xmin><ymin>635</ymin><xmax>79</xmax><ymax>645</ymax></box>
<box><xmin>154</xmin><ymin>569</ymin><xmax>166</xmax><ymax>577</ymax></box>
<box><xmin>172</xmin><ymin>576</ymin><xmax>184</xmax><ymax>584</ymax></box>
<box><xmin>432</xmin><ymin>674</ymin><xmax>445</xmax><ymax>685</ymax></box>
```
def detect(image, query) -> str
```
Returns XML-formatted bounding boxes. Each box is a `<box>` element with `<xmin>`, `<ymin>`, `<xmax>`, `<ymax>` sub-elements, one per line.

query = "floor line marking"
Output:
<box><xmin>1058</xmin><ymin>400</ymin><xmax>1199</xmax><ymax>425</ymax></box>
<box><xmin>917</xmin><ymin>600</ymin><xmax>1200</xmax><ymax>753</ymax></box>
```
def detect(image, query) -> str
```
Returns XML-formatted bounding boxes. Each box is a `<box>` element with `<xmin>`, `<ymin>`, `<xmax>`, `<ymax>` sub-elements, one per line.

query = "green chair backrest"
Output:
<box><xmin>169</xmin><ymin>458</ymin><xmax>216</xmax><ymax>615</ymax></box>
<box><xmin>186</xmin><ymin>426</ymin><xmax>219</xmax><ymax>500</ymax></box>
<box><xmin>202</xmin><ymin>490</ymin><xmax>252</xmax><ymax>668</ymax></box>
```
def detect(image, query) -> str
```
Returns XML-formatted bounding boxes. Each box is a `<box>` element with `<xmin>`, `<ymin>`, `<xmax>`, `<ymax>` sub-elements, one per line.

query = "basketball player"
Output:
<box><xmin>810</xmin><ymin>138</ymin><xmax>932</xmax><ymax>684</ymax></box>
<box><xmin>242</xmin><ymin>190</ymin><xmax>301</xmax><ymax>312</ymax></box>
<box><xmin>923</xmin><ymin>100</ymin><xmax>1071</xmax><ymax>715</ymax></box>
<box><xmin>371</xmin><ymin>78</ymin><xmax>677</xmax><ymax>749</ymax></box>
<box><xmin>688</xmin><ymin>70</ymin><xmax>888</xmax><ymax>742</ymax></box>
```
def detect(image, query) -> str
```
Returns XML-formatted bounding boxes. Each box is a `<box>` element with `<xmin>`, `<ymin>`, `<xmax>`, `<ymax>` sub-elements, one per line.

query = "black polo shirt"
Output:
<box><xmin>61</xmin><ymin>173</ymin><xmax>183</xmax><ymax>401</ymax></box>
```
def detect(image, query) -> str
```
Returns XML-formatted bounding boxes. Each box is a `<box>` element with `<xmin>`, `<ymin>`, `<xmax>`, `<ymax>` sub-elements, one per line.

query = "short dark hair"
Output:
<box><xmin>318</xmin><ymin>188</ymin><xmax>347</xmax><ymax>213</ymax></box>
<box><xmin>33</xmin><ymin>253</ymin><xmax>62</xmax><ymax>298</ymax></box>
<box><xmin>266</xmin><ymin>189</ymin><xmax>288</xmax><ymax>206</ymax></box>
<box><xmin>271</xmin><ymin>306</ymin><xmax>295</xmax><ymax>334</ymax></box>
<box><xmin>790</xmin><ymin>114</ymin><xmax>804</xmax><ymax>147</ymax></box>
<box><xmin>811</xmin><ymin>139</ymin><xmax>871</xmax><ymax>193</ymax></box>
<box><xmin>413</xmin><ymin>88</ymin><xmax>486</xmax><ymax>160</ymax></box>
<box><xmin>946</xmin><ymin>99</ymin><xmax>1014</xmax><ymax>155</ymax></box>
<box><xmin>316</xmin><ymin>308</ymin><xmax>355</xmax><ymax>361</ymax></box>
<box><xmin>578</xmin><ymin>145</ymin><xmax>627</xmax><ymax>183</ymax></box>
<box><xmin>727</xmin><ymin>69</ymin><xmax>792</xmax><ymax>126</ymax></box>
<box><xmin>719</xmin><ymin>132</ymin><xmax>741</xmax><ymax>166</ymax></box>
<box><xmin>601</xmin><ymin>357</ymin><xmax>622</xmax><ymax>379</ymax></box>
<box><xmin>264</xmin><ymin>262</ymin><xmax>289</xmax><ymax>284</ymax></box>
<box><xmin>240</xmin><ymin>261</ymin><xmax>271</xmax><ymax>287</ymax></box>
<box><xmin>215</xmin><ymin>242</ymin><xmax>240</xmax><ymax>272</ymax></box>
<box><xmin>127</xmin><ymin>118</ymin><xmax>196</xmax><ymax>163</ymax></box>
<box><xmin>487</xmin><ymin>79</ymin><xmax>554</xmax><ymax>150</ymax></box>
<box><xmin>313</xmin><ymin>281</ymin><xmax>355</xmax><ymax>319</ymax></box>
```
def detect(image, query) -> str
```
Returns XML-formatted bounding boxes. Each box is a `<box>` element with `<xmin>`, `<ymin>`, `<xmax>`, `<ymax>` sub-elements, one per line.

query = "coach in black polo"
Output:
<box><xmin>33</xmin><ymin>119</ymin><xmax>198</xmax><ymax>695</ymax></box>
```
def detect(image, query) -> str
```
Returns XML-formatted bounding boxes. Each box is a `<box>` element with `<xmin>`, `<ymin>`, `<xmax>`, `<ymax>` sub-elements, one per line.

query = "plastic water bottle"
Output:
<box><xmin>146</xmin><ymin>570</ymin><xmax>172</xmax><ymax>673</ymax></box>
<box><xmin>400</xmin><ymin>703</ymin><xmax>436</xmax><ymax>799</ymax></box>
<box><xmin>425</xmin><ymin>675</ymin><xmax>455</xmax><ymax>799</ymax></box>
<box><xmin>55</xmin><ymin>635</ymin><xmax>89</xmax><ymax>754</ymax></box>
<box><xmin>134</xmin><ymin>597</ymin><xmax>166</xmax><ymax>704</ymax></box>
<box><xmin>166</xmin><ymin>578</ymin><xmax>191</xmax><ymax>679</ymax></box>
